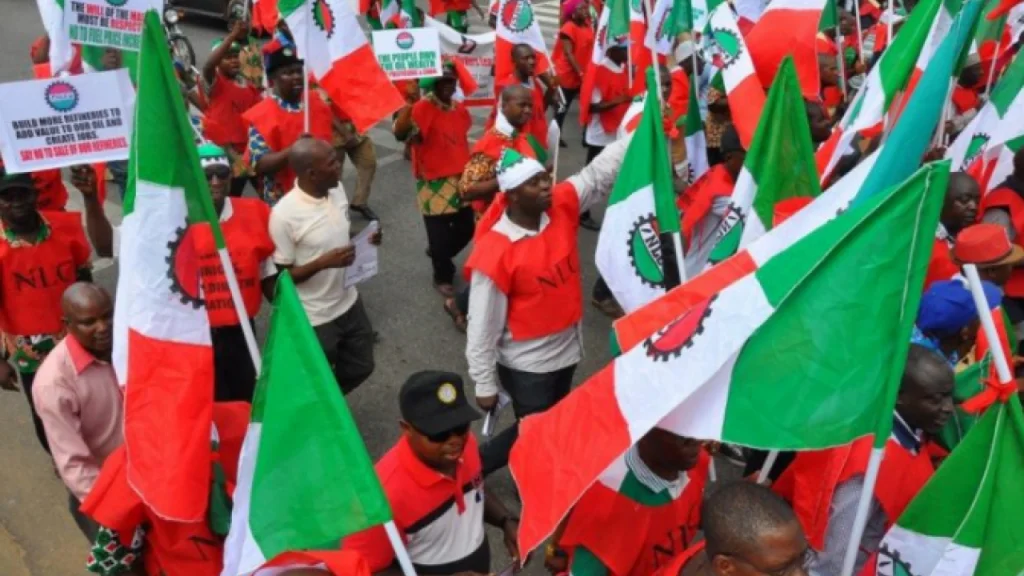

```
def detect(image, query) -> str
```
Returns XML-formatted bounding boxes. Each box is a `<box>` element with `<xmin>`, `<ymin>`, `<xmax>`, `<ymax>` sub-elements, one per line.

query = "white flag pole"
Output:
<box><xmin>964</xmin><ymin>264</ymin><xmax>1014</xmax><ymax>383</ymax></box>
<box><xmin>216</xmin><ymin>250</ymin><xmax>263</xmax><ymax>376</ymax></box>
<box><xmin>303</xmin><ymin>4</ymin><xmax>311</xmax><ymax>133</ymax></box>
<box><xmin>756</xmin><ymin>450</ymin><xmax>779</xmax><ymax>484</ymax></box>
<box><xmin>385</xmin><ymin>520</ymin><xmax>419</xmax><ymax>576</ymax></box>
<box><xmin>839</xmin><ymin>446</ymin><xmax>885</xmax><ymax>576</ymax></box>
<box><xmin>547</xmin><ymin>119</ymin><xmax>561</xmax><ymax>181</ymax></box>
<box><xmin>853</xmin><ymin>0</ymin><xmax>866</xmax><ymax>65</ymax></box>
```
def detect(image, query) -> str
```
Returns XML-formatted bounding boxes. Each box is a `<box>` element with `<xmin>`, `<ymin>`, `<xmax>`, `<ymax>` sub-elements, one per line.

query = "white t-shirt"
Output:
<box><xmin>269</xmin><ymin>183</ymin><xmax>358</xmax><ymax>326</ymax></box>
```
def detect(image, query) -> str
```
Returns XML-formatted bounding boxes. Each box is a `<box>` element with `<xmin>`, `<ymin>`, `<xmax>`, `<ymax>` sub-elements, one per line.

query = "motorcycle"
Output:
<box><xmin>164</xmin><ymin>2</ymin><xmax>196</xmax><ymax>70</ymax></box>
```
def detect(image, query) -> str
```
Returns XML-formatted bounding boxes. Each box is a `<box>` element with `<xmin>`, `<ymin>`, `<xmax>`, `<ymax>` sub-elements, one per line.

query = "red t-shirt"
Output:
<box><xmin>411</xmin><ymin>98</ymin><xmax>473</xmax><ymax>181</ymax></box>
<box><xmin>204</xmin><ymin>73</ymin><xmax>263</xmax><ymax>151</ymax></box>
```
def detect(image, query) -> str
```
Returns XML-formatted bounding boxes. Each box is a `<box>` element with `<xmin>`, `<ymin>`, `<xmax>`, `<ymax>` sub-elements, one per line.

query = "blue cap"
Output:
<box><xmin>917</xmin><ymin>279</ymin><xmax>1003</xmax><ymax>337</ymax></box>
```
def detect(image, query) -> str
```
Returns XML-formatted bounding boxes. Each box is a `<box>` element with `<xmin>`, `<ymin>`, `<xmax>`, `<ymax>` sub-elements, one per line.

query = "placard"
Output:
<box><xmin>372</xmin><ymin>28</ymin><xmax>443</xmax><ymax>81</ymax></box>
<box><xmin>65</xmin><ymin>0</ymin><xmax>163</xmax><ymax>51</ymax></box>
<box><xmin>0</xmin><ymin>70</ymin><xmax>136</xmax><ymax>173</ymax></box>
<box><xmin>424</xmin><ymin>16</ymin><xmax>496</xmax><ymax>107</ymax></box>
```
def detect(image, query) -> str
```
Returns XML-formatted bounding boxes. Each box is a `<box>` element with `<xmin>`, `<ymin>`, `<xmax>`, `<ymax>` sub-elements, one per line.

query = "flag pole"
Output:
<box><xmin>853</xmin><ymin>0</ymin><xmax>866</xmax><ymax>65</ymax></box>
<box><xmin>756</xmin><ymin>450</ymin><xmax>778</xmax><ymax>484</ymax></box>
<box><xmin>983</xmin><ymin>49</ymin><xmax>1001</xmax><ymax>98</ymax></box>
<box><xmin>836</xmin><ymin>28</ymin><xmax>848</xmax><ymax>98</ymax></box>
<box><xmin>385</xmin><ymin>520</ymin><xmax>419</xmax><ymax>576</ymax></box>
<box><xmin>216</xmin><ymin>251</ymin><xmax>263</xmax><ymax>376</ymax></box>
<box><xmin>964</xmin><ymin>264</ymin><xmax>1014</xmax><ymax>383</ymax></box>
<box><xmin>839</xmin><ymin>447</ymin><xmax>885</xmax><ymax>576</ymax></box>
<box><xmin>303</xmin><ymin>4</ymin><xmax>311</xmax><ymax>133</ymax></box>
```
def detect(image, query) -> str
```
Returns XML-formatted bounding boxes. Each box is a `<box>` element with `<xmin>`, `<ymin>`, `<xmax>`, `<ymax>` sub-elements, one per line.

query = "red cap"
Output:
<box><xmin>772</xmin><ymin>197</ymin><xmax>814</xmax><ymax>227</ymax></box>
<box><xmin>953</xmin><ymin>223</ymin><xmax>1024</xmax><ymax>267</ymax></box>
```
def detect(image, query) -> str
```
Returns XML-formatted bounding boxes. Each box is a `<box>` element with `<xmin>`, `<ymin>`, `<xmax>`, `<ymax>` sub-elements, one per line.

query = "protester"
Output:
<box><xmin>552</xmin><ymin>0</ymin><xmax>595</xmax><ymax>139</ymax></box>
<box><xmin>948</xmin><ymin>53</ymin><xmax>985</xmax><ymax>136</ymax></box>
<box><xmin>344</xmin><ymin>371</ymin><xmax>520</xmax><ymax>574</ymax></box>
<box><xmin>493</xmin><ymin>44</ymin><xmax>554</xmax><ymax>151</ymax></box>
<box><xmin>913</xmin><ymin>279</ymin><xmax>1002</xmax><ymax>366</ymax></box>
<box><xmin>269</xmin><ymin>138</ymin><xmax>381</xmax><ymax>395</ymax></box>
<box><xmin>0</xmin><ymin>171</ymin><xmax>92</xmax><ymax>453</ymax></box>
<box><xmin>703</xmin><ymin>83</ymin><xmax>732</xmax><ymax>166</ymax></box>
<box><xmin>924</xmin><ymin>172</ymin><xmax>981</xmax><ymax>290</ymax></box>
<box><xmin>393</xmin><ymin>64</ymin><xmax>475</xmax><ymax>299</ymax></box>
<box><xmin>653</xmin><ymin>481</ymin><xmax>810</xmax><ymax>576</ymax></box>
<box><xmin>245</xmin><ymin>40</ymin><xmax>334</xmax><ymax>203</ymax></box>
<box><xmin>980</xmin><ymin>148</ymin><xmax>1024</xmax><ymax>330</ymax></box>
<box><xmin>583</xmin><ymin>41</ymin><xmax>631</xmax><ymax>164</ymax></box>
<box><xmin>442</xmin><ymin>0</ymin><xmax>485</xmax><ymax>33</ymax></box>
<box><xmin>328</xmin><ymin>96</ymin><xmax>381</xmax><ymax>222</ymax></box>
<box><xmin>33</xmin><ymin>283</ymin><xmax>120</xmax><ymax>541</ymax></box>
<box><xmin>555</xmin><ymin>429</ymin><xmax>710</xmax><ymax>576</ymax></box>
<box><xmin>201</xmin><ymin>22</ymin><xmax>263</xmax><ymax>197</ymax></box>
<box><xmin>667</xmin><ymin>41</ymin><xmax>702</xmax><ymax>125</ymax></box>
<box><xmin>952</xmin><ymin>223</ymin><xmax>1024</xmax><ymax>290</ymax></box>
<box><xmin>774</xmin><ymin>344</ymin><xmax>955</xmax><ymax>576</ymax></box>
<box><xmin>466</xmin><ymin>137</ymin><xmax>631</xmax><ymax>474</ymax></box>
<box><xmin>818</xmin><ymin>54</ymin><xmax>844</xmax><ymax>120</ymax></box>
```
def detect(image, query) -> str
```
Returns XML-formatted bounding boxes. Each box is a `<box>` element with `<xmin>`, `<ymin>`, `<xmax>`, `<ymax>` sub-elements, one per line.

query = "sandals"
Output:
<box><xmin>443</xmin><ymin>297</ymin><xmax>468</xmax><ymax>333</ymax></box>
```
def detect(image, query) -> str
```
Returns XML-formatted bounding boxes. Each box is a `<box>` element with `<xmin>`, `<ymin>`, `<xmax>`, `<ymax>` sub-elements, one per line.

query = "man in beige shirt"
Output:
<box><xmin>269</xmin><ymin>137</ymin><xmax>382</xmax><ymax>395</ymax></box>
<box><xmin>33</xmin><ymin>283</ymin><xmax>122</xmax><ymax>540</ymax></box>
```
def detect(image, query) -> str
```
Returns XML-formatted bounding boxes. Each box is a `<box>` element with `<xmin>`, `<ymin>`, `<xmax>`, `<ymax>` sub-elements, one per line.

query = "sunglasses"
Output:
<box><xmin>205</xmin><ymin>167</ymin><xmax>232</xmax><ymax>181</ymax></box>
<box><xmin>420</xmin><ymin>423</ymin><xmax>470</xmax><ymax>443</ymax></box>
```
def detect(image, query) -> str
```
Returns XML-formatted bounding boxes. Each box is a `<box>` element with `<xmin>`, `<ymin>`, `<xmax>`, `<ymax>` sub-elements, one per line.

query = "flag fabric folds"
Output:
<box><xmin>746</xmin><ymin>0</ymin><xmax>827</xmax><ymax>98</ymax></box>
<box><xmin>706</xmin><ymin>3</ymin><xmax>766</xmax><ymax>148</ymax></box>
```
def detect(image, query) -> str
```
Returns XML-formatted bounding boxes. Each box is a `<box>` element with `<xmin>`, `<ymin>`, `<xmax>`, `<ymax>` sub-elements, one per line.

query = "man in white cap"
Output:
<box><xmin>464</xmin><ymin>138</ymin><xmax>630</xmax><ymax>475</ymax></box>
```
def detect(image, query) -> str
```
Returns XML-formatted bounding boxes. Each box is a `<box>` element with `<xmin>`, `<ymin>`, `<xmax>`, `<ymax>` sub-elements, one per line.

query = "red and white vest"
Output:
<box><xmin>242</xmin><ymin>92</ymin><xmax>334</xmax><ymax>194</ymax></box>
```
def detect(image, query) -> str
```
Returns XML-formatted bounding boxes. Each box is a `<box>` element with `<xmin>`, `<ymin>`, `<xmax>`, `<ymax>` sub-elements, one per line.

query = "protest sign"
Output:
<box><xmin>64</xmin><ymin>0</ymin><xmax>163</xmax><ymax>51</ymax></box>
<box><xmin>0</xmin><ymin>69</ymin><xmax>136</xmax><ymax>173</ymax></box>
<box><xmin>372</xmin><ymin>28</ymin><xmax>443</xmax><ymax>80</ymax></box>
<box><xmin>425</xmin><ymin>15</ymin><xmax>496</xmax><ymax>107</ymax></box>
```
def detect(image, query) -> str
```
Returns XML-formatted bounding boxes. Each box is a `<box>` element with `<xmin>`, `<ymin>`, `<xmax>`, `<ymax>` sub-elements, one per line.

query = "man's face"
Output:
<box><xmin>273</xmin><ymin>63</ymin><xmax>305</xmax><ymax>103</ymax></box>
<box><xmin>960</xmin><ymin>63</ymin><xmax>983</xmax><ymax>88</ymax></box>
<box><xmin>898</xmin><ymin>366</ymin><xmax>955</xmax><ymax>435</ymax></box>
<box><xmin>513</xmin><ymin>47</ymin><xmax>536</xmax><ymax>77</ymax></box>
<box><xmin>219</xmin><ymin>50</ymin><xmax>242</xmax><ymax>78</ymax></box>
<box><xmin>608</xmin><ymin>46</ymin><xmax>628</xmax><ymax>67</ymax></box>
<box><xmin>510</xmin><ymin>171</ymin><xmax>554</xmax><ymax>215</ymax></box>
<box><xmin>0</xmin><ymin>186</ymin><xmax>38</xmax><ymax>228</ymax></box>
<box><xmin>400</xmin><ymin>421</ymin><xmax>470</xmax><ymax>470</ymax></box>
<box><xmin>806</xmin><ymin>102</ymin><xmax>832</xmax><ymax>144</ymax></box>
<box><xmin>205</xmin><ymin>164</ymin><xmax>232</xmax><ymax>208</ymax></box>
<box><xmin>714</xmin><ymin>521</ymin><xmax>810</xmax><ymax>576</ymax></box>
<box><xmin>979</xmin><ymin>264</ymin><xmax>1013</xmax><ymax>287</ymax></box>
<box><xmin>66</xmin><ymin>292</ymin><xmax>114</xmax><ymax>358</ymax></box>
<box><xmin>102</xmin><ymin>48</ymin><xmax>122</xmax><ymax>71</ymax></box>
<box><xmin>819</xmin><ymin>60</ymin><xmax>839</xmax><ymax>87</ymax></box>
<box><xmin>941</xmin><ymin>180</ymin><xmax>980</xmax><ymax>232</ymax></box>
<box><xmin>435</xmin><ymin>77</ymin><xmax>458</xmax><ymax>104</ymax></box>
<box><xmin>307</xmin><ymin>145</ymin><xmax>342</xmax><ymax>191</ymax></box>
<box><xmin>839</xmin><ymin>13</ymin><xmax>855</xmax><ymax>35</ymax></box>
<box><xmin>502</xmin><ymin>93</ymin><xmax>534</xmax><ymax>128</ymax></box>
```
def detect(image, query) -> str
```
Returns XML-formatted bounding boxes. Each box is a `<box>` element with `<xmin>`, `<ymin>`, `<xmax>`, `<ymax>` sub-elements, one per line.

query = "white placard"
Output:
<box><xmin>372</xmin><ymin>28</ymin><xmax>443</xmax><ymax>81</ymax></box>
<box><xmin>424</xmin><ymin>16</ymin><xmax>496</xmax><ymax>107</ymax></box>
<box><xmin>64</xmin><ymin>0</ymin><xmax>164</xmax><ymax>51</ymax></box>
<box><xmin>0</xmin><ymin>70</ymin><xmax>136</xmax><ymax>173</ymax></box>
<box><xmin>345</xmin><ymin>221</ymin><xmax>380</xmax><ymax>288</ymax></box>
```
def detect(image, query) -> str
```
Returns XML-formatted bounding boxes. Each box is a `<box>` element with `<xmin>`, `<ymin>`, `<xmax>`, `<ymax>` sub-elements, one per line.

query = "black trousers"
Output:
<box><xmin>313</xmin><ymin>297</ymin><xmax>376</xmax><ymax>394</ymax></box>
<box><xmin>423</xmin><ymin>208</ymin><xmax>475</xmax><ymax>285</ymax></box>
<box><xmin>68</xmin><ymin>491</ymin><xmax>99</xmax><ymax>541</ymax></box>
<box><xmin>592</xmin><ymin>276</ymin><xmax>612</xmax><ymax>301</ymax></box>
<box><xmin>554</xmin><ymin>88</ymin><xmax>580</xmax><ymax>130</ymax></box>
<box><xmin>479</xmin><ymin>363</ymin><xmax>576</xmax><ymax>475</ymax></box>
<box><xmin>586</xmin><ymin>144</ymin><xmax>605</xmax><ymax>164</ymax></box>
<box><xmin>20</xmin><ymin>370</ymin><xmax>50</xmax><ymax>453</ymax></box>
<box><xmin>212</xmin><ymin>321</ymin><xmax>258</xmax><ymax>402</ymax></box>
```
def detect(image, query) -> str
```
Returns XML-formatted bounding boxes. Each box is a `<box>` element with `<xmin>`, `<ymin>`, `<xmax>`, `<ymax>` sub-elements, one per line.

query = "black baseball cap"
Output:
<box><xmin>400</xmin><ymin>371</ymin><xmax>481</xmax><ymax>436</ymax></box>
<box><xmin>0</xmin><ymin>172</ymin><xmax>36</xmax><ymax>195</ymax></box>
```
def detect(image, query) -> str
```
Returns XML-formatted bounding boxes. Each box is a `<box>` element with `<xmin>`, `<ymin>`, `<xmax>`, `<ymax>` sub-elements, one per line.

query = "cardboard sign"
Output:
<box><xmin>424</xmin><ymin>16</ymin><xmax>496</xmax><ymax>107</ymax></box>
<box><xmin>0</xmin><ymin>70</ymin><xmax>136</xmax><ymax>173</ymax></box>
<box><xmin>64</xmin><ymin>0</ymin><xmax>163</xmax><ymax>51</ymax></box>
<box><xmin>372</xmin><ymin>28</ymin><xmax>443</xmax><ymax>81</ymax></box>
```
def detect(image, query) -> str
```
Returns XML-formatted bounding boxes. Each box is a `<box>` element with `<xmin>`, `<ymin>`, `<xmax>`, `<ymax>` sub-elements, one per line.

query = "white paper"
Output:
<box><xmin>345</xmin><ymin>221</ymin><xmax>380</xmax><ymax>288</ymax></box>
<box><xmin>64</xmin><ymin>0</ymin><xmax>163</xmax><ymax>51</ymax></box>
<box><xmin>0</xmin><ymin>70</ymin><xmax>136</xmax><ymax>173</ymax></box>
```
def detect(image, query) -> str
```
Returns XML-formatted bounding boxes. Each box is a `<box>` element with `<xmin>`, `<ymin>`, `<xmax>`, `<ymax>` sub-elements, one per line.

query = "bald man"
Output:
<box><xmin>33</xmin><ymin>282</ymin><xmax>122</xmax><ymax>540</ymax></box>
<box><xmin>269</xmin><ymin>137</ymin><xmax>382</xmax><ymax>395</ymax></box>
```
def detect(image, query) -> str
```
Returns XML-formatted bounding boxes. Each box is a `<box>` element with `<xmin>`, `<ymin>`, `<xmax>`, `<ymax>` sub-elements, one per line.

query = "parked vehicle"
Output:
<box><xmin>164</xmin><ymin>2</ymin><xmax>196</xmax><ymax>69</ymax></box>
<box><xmin>174</xmin><ymin>0</ymin><xmax>249</xmax><ymax>25</ymax></box>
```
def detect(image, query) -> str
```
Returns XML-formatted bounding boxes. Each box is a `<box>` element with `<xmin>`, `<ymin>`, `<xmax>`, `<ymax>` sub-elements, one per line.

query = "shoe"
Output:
<box><xmin>579</xmin><ymin>214</ymin><xmax>601</xmax><ymax>231</ymax></box>
<box><xmin>559</xmin><ymin>139</ymin><xmax>568</xmax><ymax>148</ymax></box>
<box><xmin>351</xmin><ymin>205</ymin><xmax>379</xmax><ymax>221</ymax></box>
<box><xmin>433</xmin><ymin>281</ymin><xmax>456</xmax><ymax>298</ymax></box>
<box><xmin>591</xmin><ymin>297</ymin><xmax>625</xmax><ymax>319</ymax></box>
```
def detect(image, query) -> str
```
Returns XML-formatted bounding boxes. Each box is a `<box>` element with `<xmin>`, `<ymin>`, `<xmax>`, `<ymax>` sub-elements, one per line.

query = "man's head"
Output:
<box><xmin>289</xmin><ymin>137</ymin><xmax>341</xmax><ymax>195</ymax></box>
<box><xmin>703</xmin><ymin>481</ymin><xmax>809</xmax><ymax>576</ymax></box>
<box><xmin>421</xmin><ymin>62</ymin><xmax>459</xmax><ymax>104</ymax></box>
<box><xmin>607</xmin><ymin>42</ymin><xmax>629</xmax><ymax>67</ymax></box>
<box><xmin>940</xmin><ymin>172</ymin><xmax>980</xmax><ymax>234</ymax></box>
<box><xmin>720</xmin><ymin>125</ymin><xmax>746</xmax><ymax>181</ymax></box>
<box><xmin>62</xmin><ymin>283</ymin><xmax>114</xmax><ymax>360</ymax></box>
<box><xmin>917</xmin><ymin>279</ymin><xmax>1002</xmax><ymax>361</ymax></box>
<box><xmin>213</xmin><ymin>38</ymin><xmax>243</xmax><ymax>78</ymax></box>
<box><xmin>959</xmin><ymin>54</ymin><xmax>983</xmax><ymax>88</ymax></box>
<box><xmin>398</xmin><ymin>371</ymin><xmax>481</xmax><ymax>472</ymax></box>
<box><xmin>636</xmin><ymin>428</ymin><xmax>702</xmax><ymax>477</ymax></box>
<box><xmin>839</xmin><ymin>11</ymin><xmax>856</xmax><ymax>35</ymax></box>
<box><xmin>265</xmin><ymin>42</ymin><xmax>304</xmax><ymax>103</ymax></box>
<box><xmin>102</xmin><ymin>48</ymin><xmax>122</xmax><ymax>71</ymax></box>
<box><xmin>805</xmin><ymin>100</ymin><xmax>832</xmax><ymax>144</ymax></box>
<box><xmin>500</xmin><ymin>84</ymin><xmax>535</xmax><ymax>129</ymax></box>
<box><xmin>952</xmin><ymin>223</ymin><xmax>1024</xmax><ymax>287</ymax></box>
<box><xmin>512</xmin><ymin>43</ymin><xmax>537</xmax><ymax>78</ymax></box>
<box><xmin>897</xmin><ymin>344</ymin><xmax>955</xmax><ymax>435</ymax></box>
<box><xmin>199</xmin><ymin>144</ymin><xmax>233</xmax><ymax>212</ymax></box>
<box><xmin>818</xmin><ymin>54</ymin><xmax>839</xmax><ymax>88</ymax></box>
<box><xmin>31</xmin><ymin>35</ymin><xmax>49</xmax><ymax>65</ymax></box>
<box><xmin>0</xmin><ymin>172</ymin><xmax>39</xmax><ymax>230</ymax></box>
<box><xmin>497</xmin><ymin>148</ymin><xmax>552</xmax><ymax>215</ymax></box>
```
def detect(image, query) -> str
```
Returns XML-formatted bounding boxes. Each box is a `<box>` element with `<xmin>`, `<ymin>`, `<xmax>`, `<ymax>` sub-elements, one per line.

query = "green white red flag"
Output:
<box><xmin>510</xmin><ymin>160</ymin><xmax>949</xmax><ymax>556</ymax></box>
<box><xmin>746</xmin><ymin>0</ymin><xmax>827</xmax><ymax>98</ymax></box>
<box><xmin>280</xmin><ymin>0</ymin><xmax>404</xmax><ymax>132</ymax></box>
<box><xmin>495</xmin><ymin>0</ymin><xmax>551</xmax><ymax>80</ymax></box>
<box><xmin>706</xmin><ymin>3</ymin><xmax>766</xmax><ymax>148</ymax></box>
<box><xmin>707</xmin><ymin>58</ymin><xmax>821</xmax><ymax>265</ymax></box>
<box><xmin>683</xmin><ymin>75</ymin><xmax>708</xmax><ymax>186</ymax></box>
<box><xmin>875</xmin><ymin>396</ymin><xmax>1024</xmax><ymax>576</ymax></box>
<box><xmin>113</xmin><ymin>11</ymin><xmax>221</xmax><ymax>522</ymax></box>
<box><xmin>221</xmin><ymin>273</ymin><xmax>392</xmax><ymax>576</ymax></box>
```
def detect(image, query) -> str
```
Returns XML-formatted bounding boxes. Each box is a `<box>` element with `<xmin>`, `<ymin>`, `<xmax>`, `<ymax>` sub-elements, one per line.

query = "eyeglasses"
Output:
<box><xmin>420</xmin><ymin>423</ymin><xmax>470</xmax><ymax>443</ymax></box>
<box><xmin>717</xmin><ymin>547</ymin><xmax>814</xmax><ymax>576</ymax></box>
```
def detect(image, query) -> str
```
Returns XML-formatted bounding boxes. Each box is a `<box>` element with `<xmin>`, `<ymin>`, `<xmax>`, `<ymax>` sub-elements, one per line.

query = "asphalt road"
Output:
<box><xmin>0</xmin><ymin>1</ymin><xmax>625</xmax><ymax>574</ymax></box>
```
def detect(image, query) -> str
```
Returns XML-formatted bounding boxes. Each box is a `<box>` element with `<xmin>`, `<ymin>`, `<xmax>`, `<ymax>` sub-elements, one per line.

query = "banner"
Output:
<box><xmin>425</xmin><ymin>15</ymin><xmax>497</xmax><ymax>107</ymax></box>
<box><xmin>0</xmin><ymin>69</ymin><xmax>136</xmax><ymax>173</ymax></box>
<box><xmin>64</xmin><ymin>0</ymin><xmax>163</xmax><ymax>51</ymax></box>
<box><xmin>372</xmin><ymin>28</ymin><xmax>443</xmax><ymax>80</ymax></box>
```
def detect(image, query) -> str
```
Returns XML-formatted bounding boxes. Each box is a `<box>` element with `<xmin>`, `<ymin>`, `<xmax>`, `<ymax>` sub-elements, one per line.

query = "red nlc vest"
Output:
<box><xmin>594</xmin><ymin>64</ymin><xmax>632</xmax><ymax>133</ymax></box>
<box><xmin>243</xmin><ymin>92</ymin><xmax>334</xmax><ymax>194</ymax></box>
<box><xmin>773</xmin><ymin>436</ymin><xmax>935</xmax><ymax>553</ymax></box>
<box><xmin>0</xmin><ymin>211</ymin><xmax>90</xmax><ymax>336</ymax></box>
<box><xmin>464</xmin><ymin>183</ymin><xmax>583</xmax><ymax>341</ymax></box>
<box><xmin>560</xmin><ymin>452</ymin><xmax>711</xmax><ymax>576</ymax></box>
<box><xmin>189</xmin><ymin>199</ymin><xmax>274</xmax><ymax>327</ymax></box>
<box><xmin>204</xmin><ymin>74</ymin><xmax>263</xmax><ymax>151</ymax></box>
<box><xmin>466</xmin><ymin>129</ymin><xmax>538</xmax><ymax>215</ymax></box>
<box><xmin>979</xmin><ymin>185</ymin><xmax>1024</xmax><ymax>297</ymax></box>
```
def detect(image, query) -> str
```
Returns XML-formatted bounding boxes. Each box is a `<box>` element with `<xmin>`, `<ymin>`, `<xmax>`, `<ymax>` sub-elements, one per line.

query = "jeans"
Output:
<box><xmin>479</xmin><ymin>363</ymin><xmax>576</xmax><ymax>475</ymax></box>
<box><xmin>338</xmin><ymin>138</ymin><xmax>377</xmax><ymax>207</ymax></box>
<box><xmin>313</xmin><ymin>297</ymin><xmax>376</xmax><ymax>394</ymax></box>
<box><xmin>423</xmin><ymin>209</ymin><xmax>475</xmax><ymax>284</ymax></box>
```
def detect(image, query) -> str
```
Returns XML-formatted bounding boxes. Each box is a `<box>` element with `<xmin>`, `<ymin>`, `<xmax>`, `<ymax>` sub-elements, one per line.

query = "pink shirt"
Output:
<box><xmin>32</xmin><ymin>334</ymin><xmax>123</xmax><ymax>501</ymax></box>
